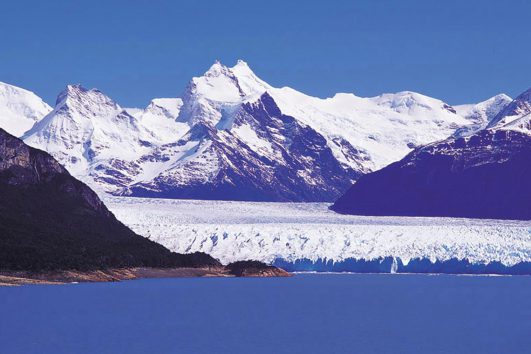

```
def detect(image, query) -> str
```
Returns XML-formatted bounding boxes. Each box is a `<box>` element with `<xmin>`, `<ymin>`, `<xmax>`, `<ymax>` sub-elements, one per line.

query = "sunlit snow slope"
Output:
<box><xmin>12</xmin><ymin>61</ymin><xmax>514</xmax><ymax>201</ymax></box>
<box><xmin>0</xmin><ymin>82</ymin><xmax>52</xmax><ymax>136</ymax></box>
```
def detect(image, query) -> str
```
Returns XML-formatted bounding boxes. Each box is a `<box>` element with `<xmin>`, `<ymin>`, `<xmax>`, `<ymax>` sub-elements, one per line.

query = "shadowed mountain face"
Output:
<box><xmin>331</xmin><ymin>129</ymin><xmax>531</xmax><ymax>220</ymax></box>
<box><xmin>127</xmin><ymin>93</ymin><xmax>358</xmax><ymax>201</ymax></box>
<box><xmin>0</xmin><ymin>128</ymin><xmax>219</xmax><ymax>271</ymax></box>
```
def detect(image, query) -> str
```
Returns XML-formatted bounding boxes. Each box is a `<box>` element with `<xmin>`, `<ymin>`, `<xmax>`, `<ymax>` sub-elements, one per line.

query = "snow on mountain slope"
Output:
<box><xmin>177</xmin><ymin>60</ymin><xmax>270</xmax><ymax>127</ymax></box>
<box><xmin>270</xmin><ymin>88</ymin><xmax>470</xmax><ymax>170</ymax></box>
<box><xmin>488</xmin><ymin>87</ymin><xmax>531</xmax><ymax>134</ymax></box>
<box><xmin>0</xmin><ymin>82</ymin><xmax>52</xmax><ymax>136</ymax></box>
<box><xmin>455</xmin><ymin>94</ymin><xmax>512</xmax><ymax>125</ymax></box>
<box><xmin>122</xmin><ymin>61</ymin><xmax>480</xmax><ymax>200</ymax></box>
<box><xmin>126</xmin><ymin>92</ymin><xmax>357</xmax><ymax>201</ymax></box>
<box><xmin>452</xmin><ymin>94</ymin><xmax>512</xmax><ymax>137</ymax></box>
<box><xmin>131</xmin><ymin>98</ymin><xmax>188</xmax><ymax>145</ymax></box>
<box><xmin>23</xmin><ymin>85</ymin><xmax>154</xmax><ymax>191</ymax></box>
<box><xmin>106</xmin><ymin>197</ymin><xmax>531</xmax><ymax>273</ymax></box>
<box><xmin>11</xmin><ymin>60</ymin><xmax>518</xmax><ymax>201</ymax></box>
<box><xmin>330</xmin><ymin>86</ymin><xmax>531</xmax><ymax>220</ymax></box>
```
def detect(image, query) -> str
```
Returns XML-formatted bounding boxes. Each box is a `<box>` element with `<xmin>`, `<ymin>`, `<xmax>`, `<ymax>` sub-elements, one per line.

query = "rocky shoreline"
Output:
<box><xmin>0</xmin><ymin>264</ymin><xmax>291</xmax><ymax>286</ymax></box>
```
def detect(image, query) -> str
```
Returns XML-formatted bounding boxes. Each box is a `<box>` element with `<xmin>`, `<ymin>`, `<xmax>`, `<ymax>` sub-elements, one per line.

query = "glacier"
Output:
<box><xmin>106</xmin><ymin>197</ymin><xmax>531</xmax><ymax>275</ymax></box>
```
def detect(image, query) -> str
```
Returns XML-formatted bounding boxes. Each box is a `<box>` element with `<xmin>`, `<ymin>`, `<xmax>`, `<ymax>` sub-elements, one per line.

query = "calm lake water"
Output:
<box><xmin>1</xmin><ymin>274</ymin><xmax>530</xmax><ymax>354</ymax></box>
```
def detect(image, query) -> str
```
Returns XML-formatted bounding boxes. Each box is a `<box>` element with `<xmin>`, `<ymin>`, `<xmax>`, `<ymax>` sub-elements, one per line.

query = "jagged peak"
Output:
<box><xmin>231</xmin><ymin>59</ymin><xmax>252</xmax><ymax>73</ymax></box>
<box><xmin>55</xmin><ymin>84</ymin><xmax>87</xmax><ymax>105</ymax></box>
<box><xmin>55</xmin><ymin>84</ymin><xmax>120</xmax><ymax>112</ymax></box>
<box><xmin>203</xmin><ymin>60</ymin><xmax>231</xmax><ymax>78</ymax></box>
<box><xmin>203</xmin><ymin>59</ymin><xmax>255</xmax><ymax>77</ymax></box>
<box><xmin>183</xmin><ymin>60</ymin><xmax>269</xmax><ymax>104</ymax></box>
<box><xmin>242</xmin><ymin>91</ymin><xmax>282</xmax><ymax>118</ymax></box>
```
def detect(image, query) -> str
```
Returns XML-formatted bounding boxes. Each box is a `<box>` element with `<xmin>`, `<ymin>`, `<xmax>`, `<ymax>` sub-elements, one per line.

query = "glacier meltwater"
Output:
<box><xmin>106</xmin><ymin>197</ymin><xmax>531</xmax><ymax>275</ymax></box>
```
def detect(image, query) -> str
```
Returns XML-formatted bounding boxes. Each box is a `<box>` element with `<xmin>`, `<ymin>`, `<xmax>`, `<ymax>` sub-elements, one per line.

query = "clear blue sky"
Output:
<box><xmin>1</xmin><ymin>0</ymin><xmax>530</xmax><ymax>107</ymax></box>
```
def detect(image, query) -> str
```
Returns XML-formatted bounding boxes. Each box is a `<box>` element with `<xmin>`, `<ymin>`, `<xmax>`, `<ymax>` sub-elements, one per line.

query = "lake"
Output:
<box><xmin>1</xmin><ymin>274</ymin><xmax>530</xmax><ymax>354</ymax></box>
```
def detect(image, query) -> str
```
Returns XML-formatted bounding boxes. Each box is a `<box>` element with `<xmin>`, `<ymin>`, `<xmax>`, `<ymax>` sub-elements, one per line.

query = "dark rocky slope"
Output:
<box><xmin>331</xmin><ymin>129</ymin><xmax>531</xmax><ymax>220</ymax></box>
<box><xmin>0</xmin><ymin>128</ymin><xmax>219</xmax><ymax>271</ymax></box>
<box><xmin>226</xmin><ymin>260</ymin><xmax>290</xmax><ymax>277</ymax></box>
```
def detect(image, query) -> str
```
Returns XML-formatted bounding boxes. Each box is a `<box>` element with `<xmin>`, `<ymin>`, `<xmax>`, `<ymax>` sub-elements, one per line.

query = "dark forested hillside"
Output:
<box><xmin>0</xmin><ymin>128</ymin><xmax>219</xmax><ymax>271</ymax></box>
<box><xmin>331</xmin><ymin>129</ymin><xmax>531</xmax><ymax>220</ymax></box>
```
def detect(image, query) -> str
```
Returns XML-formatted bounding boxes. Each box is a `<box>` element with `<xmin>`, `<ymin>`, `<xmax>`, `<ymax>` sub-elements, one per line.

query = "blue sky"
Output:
<box><xmin>1</xmin><ymin>0</ymin><xmax>530</xmax><ymax>107</ymax></box>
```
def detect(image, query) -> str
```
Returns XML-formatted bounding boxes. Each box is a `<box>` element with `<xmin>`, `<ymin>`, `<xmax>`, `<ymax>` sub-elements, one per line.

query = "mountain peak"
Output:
<box><xmin>0</xmin><ymin>81</ymin><xmax>52</xmax><ymax>137</ymax></box>
<box><xmin>56</xmin><ymin>84</ymin><xmax>85</xmax><ymax>104</ymax></box>
<box><xmin>230</xmin><ymin>59</ymin><xmax>266</xmax><ymax>91</ymax></box>
<box><xmin>204</xmin><ymin>59</ymin><xmax>252</xmax><ymax>76</ymax></box>
<box><xmin>488</xmin><ymin>87</ymin><xmax>531</xmax><ymax>129</ymax></box>
<box><xmin>232</xmin><ymin>59</ymin><xmax>251</xmax><ymax>71</ymax></box>
<box><xmin>185</xmin><ymin>60</ymin><xmax>269</xmax><ymax>106</ymax></box>
<box><xmin>204</xmin><ymin>60</ymin><xmax>231</xmax><ymax>78</ymax></box>
<box><xmin>55</xmin><ymin>84</ymin><xmax>120</xmax><ymax>113</ymax></box>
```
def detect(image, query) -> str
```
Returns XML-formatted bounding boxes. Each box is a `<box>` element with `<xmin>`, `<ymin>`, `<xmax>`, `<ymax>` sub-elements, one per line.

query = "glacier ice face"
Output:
<box><xmin>105</xmin><ymin>197</ymin><xmax>531</xmax><ymax>270</ymax></box>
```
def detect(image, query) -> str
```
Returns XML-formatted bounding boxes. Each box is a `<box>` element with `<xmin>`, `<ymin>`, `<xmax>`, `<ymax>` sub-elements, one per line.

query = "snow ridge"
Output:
<box><xmin>0</xmin><ymin>82</ymin><xmax>52</xmax><ymax>136</ymax></box>
<box><xmin>0</xmin><ymin>62</ymin><xmax>526</xmax><ymax>201</ymax></box>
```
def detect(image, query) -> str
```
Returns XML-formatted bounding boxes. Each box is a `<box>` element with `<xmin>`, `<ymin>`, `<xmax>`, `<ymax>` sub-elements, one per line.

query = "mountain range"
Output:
<box><xmin>332</xmin><ymin>88</ymin><xmax>531</xmax><ymax>220</ymax></box>
<box><xmin>0</xmin><ymin>61</ymin><xmax>526</xmax><ymax>202</ymax></box>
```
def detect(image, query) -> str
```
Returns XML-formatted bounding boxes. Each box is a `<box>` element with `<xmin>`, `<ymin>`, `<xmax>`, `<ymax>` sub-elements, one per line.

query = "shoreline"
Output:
<box><xmin>0</xmin><ymin>265</ymin><xmax>291</xmax><ymax>286</ymax></box>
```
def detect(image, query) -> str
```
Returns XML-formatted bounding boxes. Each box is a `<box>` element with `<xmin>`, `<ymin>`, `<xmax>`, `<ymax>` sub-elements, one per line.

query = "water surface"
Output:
<box><xmin>1</xmin><ymin>274</ymin><xmax>529</xmax><ymax>354</ymax></box>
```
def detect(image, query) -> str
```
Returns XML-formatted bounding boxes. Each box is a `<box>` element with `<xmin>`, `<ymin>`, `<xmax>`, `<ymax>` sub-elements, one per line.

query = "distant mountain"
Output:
<box><xmin>331</xmin><ymin>88</ymin><xmax>531</xmax><ymax>220</ymax></box>
<box><xmin>453</xmin><ymin>94</ymin><xmax>512</xmax><ymax>137</ymax></box>
<box><xmin>0</xmin><ymin>63</ymin><xmax>513</xmax><ymax>201</ymax></box>
<box><xmin>0</xmin><ymin>128</ymin><xmax>219</xmax><ymax>271</ymax></box>
<box><xmin>487</xmin><ymin>87</ymin><xmax>531</xmax><ymax>134</ymax></box>
<box><xmin>0</xmin><ymin>82</ymin><xmax>51</xmax><ymax>136</ymax></box>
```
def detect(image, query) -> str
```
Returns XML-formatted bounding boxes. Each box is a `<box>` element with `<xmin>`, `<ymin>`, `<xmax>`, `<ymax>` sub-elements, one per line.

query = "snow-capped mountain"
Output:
<box><xmin>127</xmin><ymin>92</ymin><xmax>357</xmax><ymax>201</ymax></box>
<box><xmin>272</xmin><ymin>89</ymin><xmax>471</xmax><ymax>170</ymax></box>
<box><xmin>331</xmin><ymin>87</ymin><xmax>531</xmax><ymax>220</ymax></box>
<box><xmin>487</xmin><ymin>87</ymin><xmax>531</xmax><ymax>134</ymax></box>
<box><xmin>1</xmin><ymin>61</ymin><xmax>518</xmax><ymax>201</ymax></box>
<box><xmin>121</xmin><ymin>59</ymin><xmax>483</xmax><ymax>201</ymax></box>
<box><xmin>0</xmin><ymin>82</ymin><xmax>52</xmax><ymax>136</ymax></box>
<box><xmin>453</xmin><ymin>94</ymin><xmax>512</xmax><ymax>137</ymax></box>
<box><xmin>22</xmin><ymin>84</ymin><xmax>157</xmax><ymax>192</ymax></box>
<box><xmin>332</xmin><ymin>129</ymin><xmax>531</xmax><ymax>220</ymax></box>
